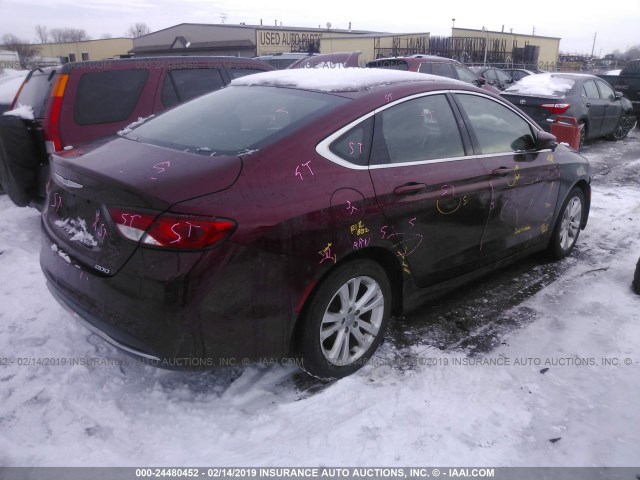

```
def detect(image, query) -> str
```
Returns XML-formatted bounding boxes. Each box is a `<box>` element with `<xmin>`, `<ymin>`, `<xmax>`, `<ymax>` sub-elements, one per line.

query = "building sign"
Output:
<box><xmin>258</xmin><ymin>29</ymin><xmax>324</xmax><ymax>53</ymax></box>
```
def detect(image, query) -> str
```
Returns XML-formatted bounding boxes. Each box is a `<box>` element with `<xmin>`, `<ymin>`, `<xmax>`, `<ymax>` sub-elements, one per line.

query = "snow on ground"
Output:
<box><xmin>0</xmin><ymin>133</ymin><xmax>639</xmax><ymax>467</ymax></box>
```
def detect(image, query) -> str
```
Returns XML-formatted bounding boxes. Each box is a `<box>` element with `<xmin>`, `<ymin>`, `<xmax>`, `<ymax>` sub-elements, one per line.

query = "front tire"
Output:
<box><xmin>608</xmin><ymin>113</ymin><xmax>636</xmax><ymax>141</ymax></box>
<box><xmin>548</xmin><ymin>187</ymin><xmax>584</xmax><ymax>260</ymax></box>
<box><xmin>297</xmin><ymin>259</ymin><xmax>392</xmax><ymax>379</ymax></box>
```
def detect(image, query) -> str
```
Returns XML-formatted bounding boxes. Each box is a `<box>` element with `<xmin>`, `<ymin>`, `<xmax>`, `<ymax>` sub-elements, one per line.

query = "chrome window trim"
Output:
<box><xmin>316</xmin><ymin>89</ymin><xmax>546</xmax><ymax>171</ymax></box>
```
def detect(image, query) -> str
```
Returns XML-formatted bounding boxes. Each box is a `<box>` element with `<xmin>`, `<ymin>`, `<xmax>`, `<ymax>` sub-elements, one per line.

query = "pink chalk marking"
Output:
<box><xmin>50</xmin><ymin>193</ymin><xmax>62</xmax><ymax>213</ymax></box>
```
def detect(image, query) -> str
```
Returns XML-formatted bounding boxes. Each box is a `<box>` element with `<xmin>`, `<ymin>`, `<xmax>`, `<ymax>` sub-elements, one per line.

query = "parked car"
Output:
<box><xmin>366</xmin><ymin>55</ymin><xmax>500</xmax><ymax>93</ymax></box>
<box><xmin>502</xmin><ymin>68</ymin><xmax>540</xmax><ymax>82</ymax></box>
<box><xmin>253</xmin><ymin>52</ymin><xmax>311</xmax><ymax>69</ymax></box>
<box><xmin>41</xmin><ymin>69</ymin><xmax>591</xmax><ymax>379</ymax></box>
<box><xmin>470</xmin><ymin>66</ymin><xmax>515</xmax><ymax>90</ymax></box>
<box><xmin>288</xmin><ymin>52</ymin><xmax>361</xmax><ymax>69</ymax></box>
<box><xmin>597</xmin><ymin>59</ymin><xmax>640</xmax><ymax>119</ymax></box>
<box><xmin>0</xmin><ymin>56</ymin><xmax>274</xmax><ymax>208</ymax></box>
<box><xmin>501</xmin><ymin>73</ymin><xmax>637</xmax><ymax>148</ymax></box>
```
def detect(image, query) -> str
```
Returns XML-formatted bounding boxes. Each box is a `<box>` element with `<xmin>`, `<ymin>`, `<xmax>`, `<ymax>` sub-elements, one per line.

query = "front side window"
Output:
<box><xmin>74</xmin><ymin>69</ymin><xmax>149</xmax><ymax>125</ymax></box>
<box><xmin>375</xmin><ymin>94</ymin><xmax>465</xmax><ymax>164</ymax></box>
<box><xmin>596</xmin><ymin>80</ymin><xmax>615</xmax><ymax>100</ymax></box>
<box><xmin>455</xmin><ymin>66</ymin><xmax>478</xmax><ymax>84</ymax></box>
<box><xmin>456</xmin><ymin>94</ymin><xmax>535</xmax><ymax>154</ymax></box>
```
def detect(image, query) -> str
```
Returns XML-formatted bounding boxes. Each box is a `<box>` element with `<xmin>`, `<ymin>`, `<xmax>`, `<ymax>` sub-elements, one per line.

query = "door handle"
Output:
<box><xmin>393</xmin><ymin>182</ymin><xmax>427</xmax><ymax>195</ymax></box>
<box><xmin>585</xmin><ymin>103</ymin><xmax>591</xmax><ymax>108</ymax></box>
<box><xmin>491</xmin><ymin>167</ymin><xmax>513</xmax><ymax>177</ymax></box>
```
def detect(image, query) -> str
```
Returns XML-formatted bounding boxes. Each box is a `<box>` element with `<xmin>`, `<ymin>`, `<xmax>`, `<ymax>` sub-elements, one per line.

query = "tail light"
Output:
<box><xmin>43</xmin><ymin>73</ymin><xmax>69</xmax><ymax>153</ymax></box>
<box><xmin>541</xmin><ymin>103</ymin><xmax>570</xmax><ymax>115</ymax></box>
<box><xmin>108</xmin><ymin>208</ymin><xmax>235</xmax><ymax>250</ymax></box>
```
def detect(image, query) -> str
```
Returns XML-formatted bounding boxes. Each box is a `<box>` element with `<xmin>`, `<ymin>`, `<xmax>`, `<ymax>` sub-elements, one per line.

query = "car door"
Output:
<box><xmin>582</xmin><ymin>79</ymin><xmax>606</xmax><ymax>137</ymax></box>
<box><xmin>451</xmin><ymin>92</ymin><xmax>561</xmax><ymax>264</ymax></box>
<box><xmin>595</xmin><ymin>79</ymin><xmax>623</xmax><ymax>135</ymax></box>
<box><xmin>368</xmin><ymin>93</ymin><xmax>492</xmax><ymax>287</ymax></box>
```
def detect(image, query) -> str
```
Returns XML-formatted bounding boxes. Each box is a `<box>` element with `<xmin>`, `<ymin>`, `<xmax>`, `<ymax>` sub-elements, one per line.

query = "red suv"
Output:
<box><xmin>0</xmin><ymin>56</ymin><xmax>274</xmax><ymax>208</ymax></box>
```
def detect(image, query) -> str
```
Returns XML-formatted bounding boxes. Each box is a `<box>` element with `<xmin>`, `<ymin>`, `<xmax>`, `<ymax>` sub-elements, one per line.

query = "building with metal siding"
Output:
<box><xmin>129</xmin><ymin>23</ymin><xmax>377</xmax><ymax>58</ymax></box>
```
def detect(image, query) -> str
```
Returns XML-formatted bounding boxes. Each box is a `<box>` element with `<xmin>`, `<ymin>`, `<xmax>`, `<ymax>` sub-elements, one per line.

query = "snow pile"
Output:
<box><xmin>54</xmin><ymin>218</ymin><xmax>98</xmax><ymax>248</ymax></box>
<box><xmin>504</xmin><ymin>73</ymin><xmax>575</xmax><ymax>97</ymax></box>
<box><xmin>0</xmin><ymin>68</ymin><xmax>28</xmax><ymax>104</ymax></box>
<box><xmin>118</xmin><ymin>114</ymin><xmax>155</xmax><ymax>136</ymax></box>
<box><xmin>0</xmin><ymin>134</ymin><xmax>639</xmax><ymax>466</ymax></box>
<box><xmin>605</xmin><ymin>69</ymin><xmax>621</xmax><ymax>75</ymax></box>
<box><xmin>3</xmin><ymin>104</ymin><xmax>34</xmax><ymax>120</ymax></box>
<box><xmin>231</xmin><ymin>68</ymin><xmax>439</xmax><ymax>92</ymax></box>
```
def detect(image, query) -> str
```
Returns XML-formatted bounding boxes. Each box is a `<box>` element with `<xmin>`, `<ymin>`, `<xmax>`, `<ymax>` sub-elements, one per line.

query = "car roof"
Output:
<box><xmin>369</xmin><ymin>55</ymin><xmax>458</xmax><ymax>65</ymax></box>
<box><xmin>59</xmin><ymin>56</ymin><xmax>272</xmax><ymax>73</ymax></box>
<box><xmin>230</xmin><ymin>68</ymin><xmax>457</xmax><ymax>93</ymax></box>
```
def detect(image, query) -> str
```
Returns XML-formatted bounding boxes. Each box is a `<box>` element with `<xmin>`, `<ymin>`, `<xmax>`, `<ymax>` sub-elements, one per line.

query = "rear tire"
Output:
<box><xmin>296</xmin><ymin>259</ymin><xmax>392</xmax><ymax>379</ymax></box>
<box><xmin>548</xmin><ymin>187</ymin><xmax>584</xmax><ymax>260</ymax></box>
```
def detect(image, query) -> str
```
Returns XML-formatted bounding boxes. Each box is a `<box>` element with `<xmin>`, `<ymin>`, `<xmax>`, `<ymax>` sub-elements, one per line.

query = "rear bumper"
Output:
<box><xmin>40</xmin><ymin>227</ymin><xmax>304</xmax><ymax>369</ymax></box>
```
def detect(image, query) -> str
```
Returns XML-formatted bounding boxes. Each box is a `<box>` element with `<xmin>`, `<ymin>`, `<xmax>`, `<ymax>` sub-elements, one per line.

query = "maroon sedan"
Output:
<box><xmin>41</xmin><ymin>69</ymin><xmax>590</xmax><ymax>379</ymax></box>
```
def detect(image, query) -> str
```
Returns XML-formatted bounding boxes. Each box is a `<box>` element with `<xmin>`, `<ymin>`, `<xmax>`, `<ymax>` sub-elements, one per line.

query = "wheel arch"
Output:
<box><xmin>290</xmin><ymin>246</ymin><xmax>404</xmax><ymax>353</ymax></box>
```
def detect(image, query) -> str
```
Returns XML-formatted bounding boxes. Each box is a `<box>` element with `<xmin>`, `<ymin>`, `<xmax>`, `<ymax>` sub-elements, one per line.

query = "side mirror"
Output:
<box><xmin>536</xmin><ymin>130</ymin><xmax>557</xmax><ymax>150</ymax></box>
<box><xmin>614</xmin><ymin>91</ymin><xmax>624</xmax><ymax>100</ymax></box>
<box><xmin>476</xmin><ymin>77</ymin><xmax>486</xmax><ymax>86</ymax></box>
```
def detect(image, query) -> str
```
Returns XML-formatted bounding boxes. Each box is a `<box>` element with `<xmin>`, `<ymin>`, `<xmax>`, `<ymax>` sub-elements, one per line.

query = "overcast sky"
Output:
<box><xmin>1</xmin><ymin>0</ymin><xmax>639</xmax><ymax>56</ymax></box>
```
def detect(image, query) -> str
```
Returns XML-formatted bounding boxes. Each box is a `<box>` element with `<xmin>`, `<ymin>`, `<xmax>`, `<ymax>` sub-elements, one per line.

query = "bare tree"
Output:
<box><xmin>34</xmin><ymin>24</ymin><xmax>48</xmax><ymax>43</ymax></box>
<box><xmin>1</xmin><ymin>34</ymin><xmax>39</xmax><ymax>68</ymax></box>
<box><xmin>50</xmin><ymin>28</ymin><xmax>90</xmax><ymax>43</ymax></box>
<box><xmin>126</xmin><ymin>23</ymin><xmax>150</xmax><ymax>38</ymax></box>
<box><xmin>625</xmin><ymin>45</ymin><xmax>640</xmax><ymax>60</ymax></box>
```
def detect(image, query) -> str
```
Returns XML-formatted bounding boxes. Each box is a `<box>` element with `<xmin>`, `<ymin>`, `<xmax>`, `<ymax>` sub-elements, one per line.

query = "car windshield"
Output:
<box><xmin>124</xmin><ymin>85</ymin><xmax>348</xmax><ymax>155</ymax></box>
<box><xmin>503</xmin><ymin>73</ymin><xmax>575</xmax><ymax>96</ymax></box>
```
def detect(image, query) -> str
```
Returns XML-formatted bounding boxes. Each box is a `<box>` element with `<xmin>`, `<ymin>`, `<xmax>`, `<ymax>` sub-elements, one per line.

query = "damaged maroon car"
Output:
<box><xmin>41</xmin><ymin>69</ymin><xmax>590</xmax><ymax>379</ymax></box>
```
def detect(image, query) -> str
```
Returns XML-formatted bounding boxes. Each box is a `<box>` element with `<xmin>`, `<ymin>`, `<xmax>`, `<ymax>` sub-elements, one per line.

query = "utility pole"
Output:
<box><xmin>591</xmin><ymin>32</ymin><xmax>597</xmax><ymax>57</ymax></box>
<box><xmin>482</xmin><ymin>26</ymin><xmax>488</xmax><ymax>66</ymax></box>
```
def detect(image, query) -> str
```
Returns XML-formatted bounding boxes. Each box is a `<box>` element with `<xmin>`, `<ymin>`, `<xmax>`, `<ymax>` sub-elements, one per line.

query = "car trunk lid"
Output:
<box><xmin>43</xmin><ymin>137</ymin><xmax>242</xmax><ymax>275</ymax></box>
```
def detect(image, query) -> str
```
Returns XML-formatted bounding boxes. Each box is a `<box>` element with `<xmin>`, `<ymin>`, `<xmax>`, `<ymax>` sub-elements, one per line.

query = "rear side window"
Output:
<box><xmin>15</xmin><ymin>71</ymin><xmax>52</xmax><ymax>118</ymax></box>
<box><xmin>329</xmin><ymin>117</ymin><xmax>373</xmax><ymax>166</ymax></box>
<box><xmin>417</xmin><ymin>63</ymin><xmax>432</xmax><ymax>74</ymax></box>
<box><xmin>161</xmin><ymin>68</ymin><xmax>225</xmax><ymax>108</ymax></box>
<box><xmin>430</xmin><ymin>63</ymin><xmax>456</xmax><ymax>79</ymax></box>
<box><xmin>367</xmin><ymin>60</ymin><xmax>409</xmax><ymax>71</ymax></box>
<box><xmin>74</xmin><ymin>69</ymin><xmax>149</xmax><ymax>125</ymax></box>
<box><xmin>228</xmin><ymin>68</ymin><xmax>267</xmax><ymax>79</ymax></box>
<box><xmin>583</xmin><ymin>80</ymin><xmax>599</xmax><ymax>99</ymax></box>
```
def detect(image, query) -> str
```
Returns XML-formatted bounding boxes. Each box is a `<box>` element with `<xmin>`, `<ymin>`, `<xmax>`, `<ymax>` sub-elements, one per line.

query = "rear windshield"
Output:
<box><xmin>124</xmin><ymin>85</ymin><xmax>348</xmax><ymax>155</ymax></box>
<box><xmin>503</xmin><ymin>74</ymin><xmax>575</xmax><ymax>96</ymax></box>
<box><xmin>15</xmin><ymin>70</ymin><xmax>53</xmax><ymax>118</ymax></box>
<box><xmin>366</xmin><ymin>60</ymin><xmax>409</xmax><ymax>71</ymax></box>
